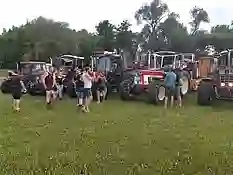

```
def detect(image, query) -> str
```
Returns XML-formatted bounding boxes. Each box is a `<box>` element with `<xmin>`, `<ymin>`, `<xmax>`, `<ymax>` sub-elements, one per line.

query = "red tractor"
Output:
<box><xmin>119</xmin><ymin>51</ymin><xmax>193</xmax><ymax>103</ymax></box>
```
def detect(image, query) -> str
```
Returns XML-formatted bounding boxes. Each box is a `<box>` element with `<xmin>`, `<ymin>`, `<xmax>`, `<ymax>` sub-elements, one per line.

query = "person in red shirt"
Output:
<box><xmin>95</xmin><ymin>72</ymin><xmax>107</xmax><ymax>104</ymax></box>
<box><xmin>42</xmin><ymin>67</ymin><xmax>57</xmax><ymax>108</ymax></box>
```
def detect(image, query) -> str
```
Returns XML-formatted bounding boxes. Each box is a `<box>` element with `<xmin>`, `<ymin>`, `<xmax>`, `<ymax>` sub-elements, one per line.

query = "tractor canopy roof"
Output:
<box><xmin>60</xmin><ymin>55</ymin><xmax>84</xmax><ymax>60</ymax></box>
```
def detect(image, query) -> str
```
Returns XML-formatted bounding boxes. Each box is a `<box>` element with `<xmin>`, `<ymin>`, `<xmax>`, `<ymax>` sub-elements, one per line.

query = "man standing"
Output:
<box><xmin>164</xmin><ymin>67</ymin><xmax>177</xmax><ymax>108</ymax></box>
<box><xmin>174</xmin><ymin>68</ymin><xmax>183</xmax><ymax>107</ymax></box>
<box><xmin>82</xmin><ymin>66</ymin><xmax>93</xmax><ymax>112</ymax></box>
<box><xmin>42</xmin><ymin>67</ymin><xmax>56</xmax><ymax>108</ymax></box>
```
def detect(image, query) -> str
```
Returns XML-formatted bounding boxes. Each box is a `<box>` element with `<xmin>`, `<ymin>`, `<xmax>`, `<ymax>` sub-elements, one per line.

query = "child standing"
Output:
<box><xmin>10</xmin><ymin>72</ymin><xmax>27</xmax><ymax>111</ymax></box>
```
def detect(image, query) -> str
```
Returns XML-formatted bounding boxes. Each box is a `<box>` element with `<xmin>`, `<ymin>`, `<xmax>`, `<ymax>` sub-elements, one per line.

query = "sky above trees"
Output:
<box><xmin>0</xmin><ymin>0</ymin><xmax>232</xmax><ymax>33</ymax></box>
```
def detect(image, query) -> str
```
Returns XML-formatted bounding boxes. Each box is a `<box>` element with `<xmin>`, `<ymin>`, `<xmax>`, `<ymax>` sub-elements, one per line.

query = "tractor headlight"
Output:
<box><xmin>221</xmin><ymin>83</ymin><xmax>225</xmax><ymax>87</ymax></box>
<box><xmin>229</xmin><ymin>82</ymin><xmax>233</xmax><ymax>87</ymax></box>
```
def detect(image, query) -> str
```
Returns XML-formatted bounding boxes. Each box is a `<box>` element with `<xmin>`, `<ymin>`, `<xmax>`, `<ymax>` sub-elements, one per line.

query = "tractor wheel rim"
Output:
<box><xmin>181</xmin><ymin>76</ymin><xmax>189</xmax><ymax>95</ymax></box>
<box><xmin>158</xmin><ymin>86</ymin><xmax>165</xmax><ymax>101</ymax></box>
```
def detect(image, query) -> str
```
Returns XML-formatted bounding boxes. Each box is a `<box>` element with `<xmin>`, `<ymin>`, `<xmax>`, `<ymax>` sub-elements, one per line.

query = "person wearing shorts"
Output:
<box><xmin>43</xmin><ymin>68</ymin><xmax>56</xmax><ymax>108</ymax></box>
<box><xmin>164</xmin><ymin>68</ymin><xmax>176</xmax><ymax>108</ymax></box>
<box><xmin>82</xmin><ymin>66</ymin><xmax>93</xmax><ymax>112</ymax></box>
<box><xmin>74</xmin><ymin>72</ymin><xmax>84</xmax><ymax>107</ymax></box>
<box><xmin>10</xmin><ymin>72</ymin><xmax>26</xmax><ymax>111</ymax></box>
<box><xmin>174</xmin><ymin>68</ymin><xmax>182</xmax><ymax>107</ymax></box>
<box><xmin>95</xmin><ymin>72</ymin><xmax>107</xmax><ymax>104</ymax></box>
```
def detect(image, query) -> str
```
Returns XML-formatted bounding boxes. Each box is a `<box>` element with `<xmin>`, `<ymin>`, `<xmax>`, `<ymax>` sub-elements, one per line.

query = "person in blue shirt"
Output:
<box><xmin>164</xmin><ymin>67</ymin><xmax>177</xmax><ymax>108</ymax></box>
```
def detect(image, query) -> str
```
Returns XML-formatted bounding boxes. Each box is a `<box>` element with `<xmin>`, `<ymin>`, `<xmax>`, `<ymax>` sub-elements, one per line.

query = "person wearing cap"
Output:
<box><xmin>164</xmin><ymin>67</ymin><xmax>177</xmax><ymax>108</ymax></box>
<box><xmin>10</xmin><ymin>71</ymin><xmax>27</xmax><ymax>111</ymax></box>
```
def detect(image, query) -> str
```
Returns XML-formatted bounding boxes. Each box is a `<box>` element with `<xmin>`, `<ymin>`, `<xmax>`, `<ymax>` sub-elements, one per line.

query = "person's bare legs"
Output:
<box><xmin>58</xmin><ymin>85</ymin><xmax>63</xmax><ymax>99</ymax></box>
<box><xmin>78</xmin><ymin>97</ymin><xmax>83</xmax><ymax>106</ymax></box>
<box><xmin>164</xmin><ymin>97</ymin><xmax>168</xmax><ymax>108</ymax></box>
<box><xmin>96</xmin><ymin>90</ymin><xmax>100</xmax><ymax>104</ymax></box>
<box><xmin>170</xmin><ymin>96</ymin><xmax>174</xmax><ymax>107</ymax></box>
<box><xmin>46</xmin><ymin>91</ymin><xmax>52</xmax><ymax>108</ymax></box>
<box><xmin>81</xmin><ymin>97</ymin><xmax>87</xmax><ymax>112</ymax></box>
<box><xmin>103</xmin><ymin>87</ymin><xmax>107</xmax><ymax>101</ymax></box>
<box><xmin>85</xmin><ymin>96</ymin><xmax>92</xmax><ymax>112</ymax></box>
<box><xmin>46</xmin><ymin>91</ymin><xmax>50</xmax><ymax>103</ymax></box>
<box><xmin>12</xmin><ymin>99</ymin><xmax>16</xmax><ymax>110</ymax></box>
<box><xmin>15</xmin><ymin>99</ymin><xmax>20</xmax><ymax>111</ymax></box>
<box><xmin>177</xmin><ymin>95</ymin><xmax>182</xmax><ymax>107</ymax></box>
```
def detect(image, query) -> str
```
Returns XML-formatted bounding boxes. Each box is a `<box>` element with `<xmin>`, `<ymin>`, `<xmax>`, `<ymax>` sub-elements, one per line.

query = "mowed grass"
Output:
<box><xmin>0</xmin><ymin>69</ymin><xmax>8</xmax><ymax>77</ymax></box>
<box><xmin>1</xmin><ymin>93</ymin><xmax>233</xmax><ymax>174</ymax></box>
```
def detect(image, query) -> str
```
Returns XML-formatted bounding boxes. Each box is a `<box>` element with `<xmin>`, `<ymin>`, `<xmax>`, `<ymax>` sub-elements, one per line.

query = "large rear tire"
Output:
<box><xmin>197</xmin><ymin>81</ymin><xmax>214</xmax><ymax>105</ymax></box>
<box><xmin>119</xmin><ymin>79</ymin><xmax>132</xmax><ymax>101</ymax></box>
<box><xmin>147</xmin><ymin>81</ymin><xmax>166</xmax><ymax>104</ymax></box>
<box><xmin>1</xmin><ymin>80</ymin><xmax>11</xmax><ymax>93</ymax></box>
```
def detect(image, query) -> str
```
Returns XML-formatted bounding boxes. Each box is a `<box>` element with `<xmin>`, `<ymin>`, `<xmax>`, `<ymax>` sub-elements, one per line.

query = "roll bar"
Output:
<box><xmin>147</xmin><ymin>52</ymin><xmax>181</xmax><ymax>69</ymax></box>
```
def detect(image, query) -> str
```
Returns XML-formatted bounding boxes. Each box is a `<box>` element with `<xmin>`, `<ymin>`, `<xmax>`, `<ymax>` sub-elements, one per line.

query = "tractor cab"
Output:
<box><xmin>54</xmin><ymin>55</ymin><xmax>84</xmax><ymax>74</ymax></box>
<box><xmin>94</xmin><ymin>52</ymin><xmax>122</xmax><ymax>74</ymax></box>
<box><xmin>217</xmin><ymin>49</ymin><xmax>233</xmax><ymax>87</ymax></box>
<box><xmin>18</xmin><ymin>61</ymin><xmax>48</xmax><ymax>75</ymax></box>
<box><xmin>92</xmin><ymin>51</ymin><xmax>123</xmax><ymax>92</ymax></box>
<box><xmin>148</xmin><ymin>51</ymin><xmax>182</xmax><ymax>70</ymax></box>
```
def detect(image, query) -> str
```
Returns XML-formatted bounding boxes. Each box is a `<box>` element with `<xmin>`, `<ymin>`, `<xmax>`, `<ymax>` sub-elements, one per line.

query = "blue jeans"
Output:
<box><xmin>76</xmin><ymin>87</ymin><xmax>84</xmax><ymax>99</ymax></box>
<box><xmin>83</xmin><ymin>88</ymin><xmax>92</xmax><ymax>98</ymax></box>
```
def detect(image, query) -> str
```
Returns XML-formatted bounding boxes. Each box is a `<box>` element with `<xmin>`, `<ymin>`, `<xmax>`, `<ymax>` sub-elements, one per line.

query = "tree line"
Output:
<box><xmin>0</xmin><ymin>0</ymin><xmax>233</xmax><ymax>68</ymax></box>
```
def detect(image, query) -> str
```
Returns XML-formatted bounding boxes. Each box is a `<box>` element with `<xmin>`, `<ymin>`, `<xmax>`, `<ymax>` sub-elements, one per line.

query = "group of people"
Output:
<box><xmin>10</xmin><ymin>65</ymin><xmax>107</xmax><ymax>112</ymax></box>
<box><xmin>9</xmin><ymin>64</ymin><xmax>182</xmax><ymax>112</ymax></box>
<box><xmin>164</xmin><ymin>67</ymin><xmax>183</xmax><ymax>108</ymax></box>
<box><xmin>43</xmin><ymin>65</ymin><xmax>108</xmax><ymax>112</ymax></box>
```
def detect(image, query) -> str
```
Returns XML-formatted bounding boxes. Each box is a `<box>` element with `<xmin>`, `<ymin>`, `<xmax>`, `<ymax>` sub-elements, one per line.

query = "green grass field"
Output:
<box><xmin>1</xmin><ymin>93</ymin><xmax>233</xmax><ymax>174</ymax></box>
<box><xmin>0</xmin><ymin>69</ymin><xmax>8</xmax><ymax>77</ymax></box>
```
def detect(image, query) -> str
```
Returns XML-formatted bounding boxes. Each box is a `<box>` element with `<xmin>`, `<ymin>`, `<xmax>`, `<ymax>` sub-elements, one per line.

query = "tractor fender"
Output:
<box><xmin>147</xmin><ymin>80</ymin><xmax>165</xmax><ymax>104</ymax></box>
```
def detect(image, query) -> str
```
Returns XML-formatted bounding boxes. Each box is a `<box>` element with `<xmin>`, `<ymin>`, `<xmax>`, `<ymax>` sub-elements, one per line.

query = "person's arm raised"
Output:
<box><xmin>85</xmin><ymin>72</ymin><xmax>93</xmax><ymax>81</ymax></box>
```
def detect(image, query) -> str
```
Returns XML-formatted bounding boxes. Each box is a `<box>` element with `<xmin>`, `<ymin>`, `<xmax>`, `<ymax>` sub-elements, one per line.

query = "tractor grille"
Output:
<box><xmin>220</xmin><ymin>74</ymin><xmax>233</xmax><ymax>82</ymax></box>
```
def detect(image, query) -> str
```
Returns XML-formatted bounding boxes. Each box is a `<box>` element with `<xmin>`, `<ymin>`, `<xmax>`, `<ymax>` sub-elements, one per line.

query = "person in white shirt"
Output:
<box><xmin>81</xmin><ymin>66</ymin><xmax>93</xmax><ymax>112</ymax></box>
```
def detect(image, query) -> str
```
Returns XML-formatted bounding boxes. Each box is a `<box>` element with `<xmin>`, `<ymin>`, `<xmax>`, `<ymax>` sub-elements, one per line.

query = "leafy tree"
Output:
<box><xmin>95</xmin><ymin>20</ymin><xmax>116</xmax><ymax>51</ymax></box>
<box><xmin>211</xmin><ymin>25</ymin><xmax>232</xmax><ymax>33</ymax></box>
<box><xmin>0</xmin><ymin>16</ymin><xmax>96</xmax><ymax>68</ymax></box>
<box><xmin>115</xmin><ymin>20</ymin><xmax>133</xmax><ymax>52</ymax></box>
<box><xmin>135</xmin><ymin>0</ymin><xmax>169</xmax><ymax>50</ymax></box>
<box><xmin>189</xmin><ymin>6</ymin><xmax>210</xmax><ymax>35</ymax></box>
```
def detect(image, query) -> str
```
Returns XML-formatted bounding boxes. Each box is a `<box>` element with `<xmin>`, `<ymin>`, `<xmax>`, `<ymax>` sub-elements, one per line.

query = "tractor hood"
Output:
<box><xmin>140</xmin><ymin>69</ymin><xmax>165</xmax><ymax>79</ymax></box>
<box><xmin>124</xmin><ymin>67</ymin><xmax>165</xmax><ymax>79</ymax></box>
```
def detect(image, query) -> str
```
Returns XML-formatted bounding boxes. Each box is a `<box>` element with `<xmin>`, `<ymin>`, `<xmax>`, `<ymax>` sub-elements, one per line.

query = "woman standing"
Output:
<box><xmin>10</xmin><ymin>71</ymin><xmax>27</xmax><ymax>111</ymax></box>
